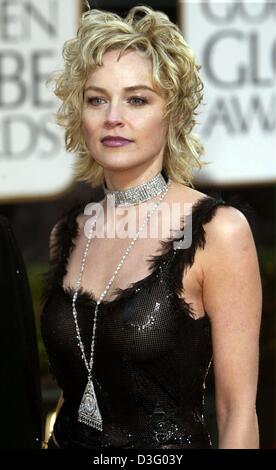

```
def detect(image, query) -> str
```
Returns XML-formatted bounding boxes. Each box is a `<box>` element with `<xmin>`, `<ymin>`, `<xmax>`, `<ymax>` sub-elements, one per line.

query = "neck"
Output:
<box><xmin>103</xmin><ymin>166</ymin><xmax>164</xmax><ymax>191</ymax></box>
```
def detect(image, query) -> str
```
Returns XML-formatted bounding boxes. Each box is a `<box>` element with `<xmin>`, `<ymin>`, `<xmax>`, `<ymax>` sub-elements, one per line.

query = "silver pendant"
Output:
<box><xmin>78</xmin><ymin>378</ymin><xmax>103</xmax><ymax>431</ymax></box>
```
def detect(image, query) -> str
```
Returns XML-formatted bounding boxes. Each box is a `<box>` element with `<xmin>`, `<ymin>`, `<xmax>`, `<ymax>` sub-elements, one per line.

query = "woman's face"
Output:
<box><xmin>82</xmin><ymin>49</ymin><xmax>167</xmax><ymax>176</ymax></box>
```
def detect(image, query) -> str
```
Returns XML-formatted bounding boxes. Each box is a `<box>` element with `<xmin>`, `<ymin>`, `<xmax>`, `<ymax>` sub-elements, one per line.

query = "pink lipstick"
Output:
<box><xmin>101</xmin><ymin>136</ymin><xmax>133</xmax><ymax>147</ymax></box>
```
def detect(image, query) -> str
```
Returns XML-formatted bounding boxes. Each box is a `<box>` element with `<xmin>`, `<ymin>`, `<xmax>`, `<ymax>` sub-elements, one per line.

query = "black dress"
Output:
<box><xmin>41</xmin><ymin>194</ymin><xmax>253</xmax><ymax>449</ymax></box>
<box><xmin>0</xmin><ymin>216</ymin><xmax>42</xmax><ymax>449</ymax></box>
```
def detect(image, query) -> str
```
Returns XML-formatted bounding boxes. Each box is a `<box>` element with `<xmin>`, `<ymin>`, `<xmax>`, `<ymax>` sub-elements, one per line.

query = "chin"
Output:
<box><xmin>101</xmin><ymin>164</ymin><xmax>139</xmax><ymax>173</ymax></box>
<box><xmin>98</xmin><ymin>157</ymin><xmax>144</xmax><ymax>170</ymax></box>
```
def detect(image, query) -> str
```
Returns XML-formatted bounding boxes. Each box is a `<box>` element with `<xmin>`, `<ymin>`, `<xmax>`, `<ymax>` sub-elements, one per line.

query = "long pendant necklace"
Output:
<box><xmin>72</xmin><ymin>172</ymin><xmax>171</xmax><ymax>431</ymax></box>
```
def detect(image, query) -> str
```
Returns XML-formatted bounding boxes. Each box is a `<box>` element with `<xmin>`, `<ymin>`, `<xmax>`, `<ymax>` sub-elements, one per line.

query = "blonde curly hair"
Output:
<box><xmin>49</xmin><ymin>6</ymin><xmax>206</xmax><ymax>188</ymax></box>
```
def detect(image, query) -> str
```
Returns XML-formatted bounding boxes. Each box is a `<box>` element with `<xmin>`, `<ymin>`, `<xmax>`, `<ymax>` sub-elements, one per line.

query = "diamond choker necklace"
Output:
<box><xmin>102</xmin><ymin>172</ymin><xmax>169</xmax><ymax>207</ymax></box>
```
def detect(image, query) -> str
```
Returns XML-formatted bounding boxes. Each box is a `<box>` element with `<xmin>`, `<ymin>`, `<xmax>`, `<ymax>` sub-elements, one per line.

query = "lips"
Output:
<box><xmin>101</xmin><ymin>136</ymin><xmax>133</xmax><ymax>147</ymax></box>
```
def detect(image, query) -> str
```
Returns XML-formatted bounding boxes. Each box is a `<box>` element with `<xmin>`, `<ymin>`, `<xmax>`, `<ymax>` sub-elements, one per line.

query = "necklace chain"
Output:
<box><xmin>72</xmin><ymin>175</ymin><xmax>171</xmax><ymax>376</ymax></box>
<box><xmin>71</xmin><ymin>173</ymin><xmax>171</xmax><ymax>431</ymax></box>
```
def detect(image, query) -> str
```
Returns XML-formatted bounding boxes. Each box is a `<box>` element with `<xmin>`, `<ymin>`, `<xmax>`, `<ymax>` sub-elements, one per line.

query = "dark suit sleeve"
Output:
<box><xmin>0</xmin><ymin>216</ymin><xmax>42</xmax><ymax>449</ymax></box>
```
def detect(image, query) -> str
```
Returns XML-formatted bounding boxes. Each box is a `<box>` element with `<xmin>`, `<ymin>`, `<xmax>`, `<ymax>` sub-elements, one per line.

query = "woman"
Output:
<box><xmin>0</xmin><ymin>215</ymin><xmax>42</xmax><ymax>449</ymax></box>
<box><xmin>41</xmin><ymin>6</ymin><xmax>262</xmax><ymax>449</ymax></box>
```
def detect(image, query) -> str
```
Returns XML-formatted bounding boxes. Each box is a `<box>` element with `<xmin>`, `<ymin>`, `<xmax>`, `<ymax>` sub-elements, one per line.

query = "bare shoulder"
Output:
<box><xmin>203</xmin><ymin>203</ymin><xmax>253</xmax><ymax>252</ymax></box>
<box><xmin>172</xmin><ymin>182</ymin><xmax>253</xmax><ymax>246</ymax></box>
<box><xmin>171</xmin><ymin>183</ymin><xmax>261</xmax><ymax>323</ymax></box>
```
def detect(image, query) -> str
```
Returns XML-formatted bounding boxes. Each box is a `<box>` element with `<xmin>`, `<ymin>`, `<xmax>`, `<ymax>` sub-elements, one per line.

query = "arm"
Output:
<box><xmin>56</xmin><ymin>393</ymin><xmax>64</xmax><ymax>414</ymax></box>
<box><xmin>201</xmin><ymin>206</ymin><xmax>262</xmax><ymax>449</ymax></box>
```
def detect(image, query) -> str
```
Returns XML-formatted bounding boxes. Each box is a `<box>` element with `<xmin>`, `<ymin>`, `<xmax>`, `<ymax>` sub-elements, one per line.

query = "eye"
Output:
<box><xmin>86</xmin><ymin>96</ymin><xmax>106</xmax><ymax>106</ymax></box>
<box><xmin>128</xmin><ymin>96</ymin><xmax>148</xmax><ymax>106</ymax></box>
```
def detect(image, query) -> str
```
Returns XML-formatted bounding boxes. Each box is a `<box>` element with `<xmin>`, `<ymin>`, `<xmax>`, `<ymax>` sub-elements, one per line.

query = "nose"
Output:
<box><xmin>103</xmin><ymin>102</ymin><xmax>124</xmax><ymax>129</ymax></box>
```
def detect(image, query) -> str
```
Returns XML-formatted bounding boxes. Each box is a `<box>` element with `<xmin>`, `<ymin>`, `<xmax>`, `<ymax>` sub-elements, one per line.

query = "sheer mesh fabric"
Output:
<box><xmin>41</xmin><ymin>193</ymin><xmax>254</xmax><ymax>449</ymax></box>
<box><xmin>61</xmin><ymin>192</ymin><xmax>191</xmax><ymax>304</ymax></box>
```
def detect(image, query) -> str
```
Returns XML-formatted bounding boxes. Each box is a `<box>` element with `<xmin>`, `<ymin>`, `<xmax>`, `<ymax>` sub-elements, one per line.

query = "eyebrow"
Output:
<box><xmin>84</xmin><ymin>85</ymin><xmax>158</xmax><ymax>94</ymax></box>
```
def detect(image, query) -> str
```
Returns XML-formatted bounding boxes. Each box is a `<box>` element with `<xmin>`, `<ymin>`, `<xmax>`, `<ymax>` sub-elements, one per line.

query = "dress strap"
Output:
<box><xmin>41</xmin><ymin>203</ymin><xmax>85</xmax><ymax>305</ymax></box>
<box><xmin>168</xmin><ymin>194</ymin><xmax>256</xmax><ymax>298</ymax></box>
